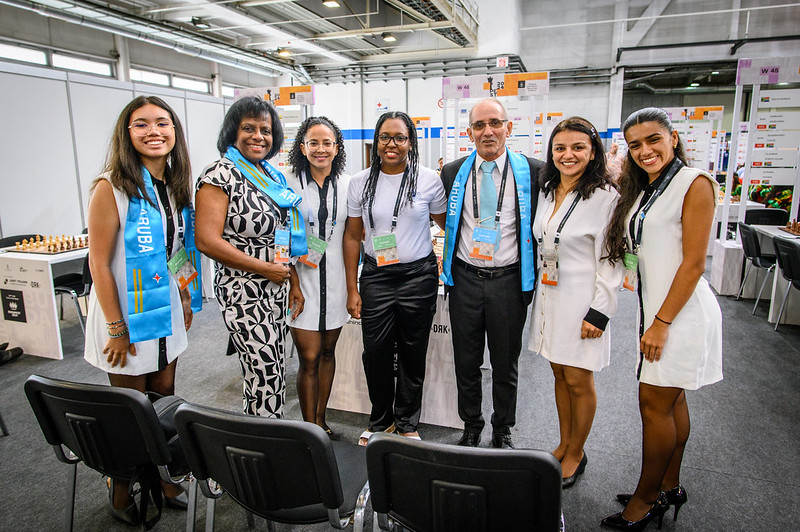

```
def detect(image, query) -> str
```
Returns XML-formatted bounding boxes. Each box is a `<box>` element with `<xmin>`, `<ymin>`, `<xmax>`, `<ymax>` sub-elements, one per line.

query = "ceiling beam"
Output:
<box><xmin>312</xmin><ymin>20</ymin><xmax>452</xmax><ymax>41</ymax></box>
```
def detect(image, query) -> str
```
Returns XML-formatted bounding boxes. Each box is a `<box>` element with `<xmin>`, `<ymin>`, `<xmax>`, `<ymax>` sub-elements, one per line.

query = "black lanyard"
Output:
<box><xmin>300</xmin><ymin>172</ymin><xmax>337</xmax><ymax>242</ymax></box>
<box><xmin>152</xmin><ymin>178</ymin><xmax>182</xmax><ymax>256</ymax></box>
<box><xmin>471</xmin><ymin>156</ymin><xmax>510</xmax><ymax>227</ymax></box>
<box><xmin>629</xmin><ymin>158</ymin><xmax>684</xmax><ymax>253</ymax></box>
<box><xmin>538</xmin><ymin>192</ymin><xmax>581</xmax><ymax>248</ymax></box>
<box><xmin>368</xmin><ymin>166</ymin><xmax>409</xmax><ymax>233</ymax></box>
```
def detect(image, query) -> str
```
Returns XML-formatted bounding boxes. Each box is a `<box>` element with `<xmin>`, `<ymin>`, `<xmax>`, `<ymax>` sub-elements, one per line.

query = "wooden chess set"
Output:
<box><xmin>778</xmin><ymin>221</ymin><xmax>800</xmax><ymax>236</ymax></box>
<box><xmin>6</xmin><ymin>234</ymin><xmax>88</xmax><ymax>254</ymax></box>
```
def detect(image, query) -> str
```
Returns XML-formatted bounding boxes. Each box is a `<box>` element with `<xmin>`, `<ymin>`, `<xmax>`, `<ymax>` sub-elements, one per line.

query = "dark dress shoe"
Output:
<box><xmin>107</xmin><ymin>479</ymin><xmax>139</xmax><ymax>526</ymax></box>
<box><xmin>457</xmin><ymin>430</ymin><xmax>480</xmax><ymax>447</ymax></box>
<box><xmin>0</xmin><ymin>342</ymin><xmax>8</xmax><ymax>351</ymax></box>
<box><xmin>617</xmin><ymin>484</ymin><xmax>687</xmax><ymax>521</ymax></box>
<box><xmin>561</xmin><ymin>452</ymin><xmax>588</xmax><ymax>489</ymax></box>
<box><xmin>164</xmin><ymin>490</ymin><xmax>188</xmax><ymax>510</ymax></box>
<box><xmin>491</xmin><ymin>433</ymin><xmax>514</xmax><ymax>449</ymax></box>
<box><xmin>0</xmin><ymin>347</ymin><xmax>23</xmax><ymax>366</ymax></box>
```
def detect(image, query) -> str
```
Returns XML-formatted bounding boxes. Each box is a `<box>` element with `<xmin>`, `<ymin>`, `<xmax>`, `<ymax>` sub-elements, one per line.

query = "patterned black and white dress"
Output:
<box><xmin>197</xmin><ymin>158</ymin><xmax>289</xmax><ymax>417</ymax></box>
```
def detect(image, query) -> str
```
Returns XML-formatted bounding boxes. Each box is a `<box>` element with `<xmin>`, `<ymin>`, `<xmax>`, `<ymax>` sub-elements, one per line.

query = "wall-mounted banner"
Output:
<box><xmin>235</xmin><ymin>85</ymin><xmax>314</xmax><ymax>106</ymax></box>
<box><xmin>736</xmin><ymin>56</ymin><xmax>800</xmax><ymax>85</ymax></box>
<box><xmin>442</xmin><ymin>72</ymin><xmax>550</xmax><ymax>100</ymax></box>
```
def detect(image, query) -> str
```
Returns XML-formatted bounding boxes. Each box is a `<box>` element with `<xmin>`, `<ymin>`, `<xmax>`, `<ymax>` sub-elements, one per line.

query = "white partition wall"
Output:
<box><xmin>0</xmin><ymin>60</ymin><xmax>238</xmax><ymax>239</ymax></box>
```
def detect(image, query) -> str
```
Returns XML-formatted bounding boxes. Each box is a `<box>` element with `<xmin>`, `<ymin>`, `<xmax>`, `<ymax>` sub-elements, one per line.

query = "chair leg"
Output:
<box><xmin>753</xmin><ymin>265</ymin><xmax>775</xmax><ymax>315</ymax></box>
<box><xmin>737</xmin><ymin>262</ymin><xmax>752</xmax><ymax>300</ymax></box>
<box><xmin>204</xmin><ymin>497</ymin><xmax>215</xmax><ymax>532</ymax></box>
<box><xmin>65</xmin><ymin>463</ymin><xmax>77</xmax><ymax>532</ymax></box>
<box><xmin>0</xmin><ymin>410</ymin><xmax>8</xmax><ymax>436</ymax></box>
<box><xmin>352</xmin><ymin>481</ymin><xmax>370</xmax><ymax>532</ymax></box>
<box><xmin>72</xmin><ymin>294</ymin><xmax>86</xmax><ymax>333</ymax></box>
<box><xmin>186</xmin><ymin>476</ymin><xmax>198</xmax><ymax>532</ymax></box>
<box><xmin>775</xmin><ymin>283</ymin><xmax>792</xmax><ymax>331</ymax></box>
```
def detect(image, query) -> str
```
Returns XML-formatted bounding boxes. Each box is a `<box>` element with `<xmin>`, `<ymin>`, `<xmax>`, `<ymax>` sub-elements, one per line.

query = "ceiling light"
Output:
<box><xmin>191</xmin><ymin>17</ymin><xmax>211</xmax><ymax>30</ymax></box>
<box><xmin>690</xmin><ymin>82</ymin><xmax>700</xmax><ymax>87</ymax></box>
<box><xmin>382</xmin><ymin>32</ymin><xmax>396</xmax><ymax>42</ymax></box>
<box><xmin>322</xmin><ymin>0</ymin><xmax>340</xmax><ymax>7</ymax></box>
<box><xmin>711</xmin><ymin>71</ymin><xmax>720</xmax><ymax>75</ymax></box>
<box><xmin>277</xmin><ymin>48</ymin><xmax>292</xmax><ymax>57</ymax></box>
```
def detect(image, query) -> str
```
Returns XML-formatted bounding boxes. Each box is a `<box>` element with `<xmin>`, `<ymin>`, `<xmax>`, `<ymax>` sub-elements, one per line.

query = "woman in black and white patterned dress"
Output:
<box><xmin>196</xmin><ymin>96</ymin><xmax>304</xmax><ymax>417</ymax></box>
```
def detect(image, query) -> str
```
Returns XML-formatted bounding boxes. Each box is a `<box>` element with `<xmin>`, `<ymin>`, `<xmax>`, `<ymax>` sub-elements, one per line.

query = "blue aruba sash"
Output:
<box><xmin>182</xmin><ymin>207</ymin><xmax>203</xmax><ymax>313</ymax></box>
<box><xmin>224</xmin><ymin>146</ymin><xmax>308</xmax><ymax>256</ymax></box>
<box><xmin>125</xmin><ymin>167</ymin><xmax>173</xmax><ymax>343</ymax></box>
<box><xmin>440</xmin><ymin>149</ymin><xmax>535</xmax><ymax>292</ymax></box>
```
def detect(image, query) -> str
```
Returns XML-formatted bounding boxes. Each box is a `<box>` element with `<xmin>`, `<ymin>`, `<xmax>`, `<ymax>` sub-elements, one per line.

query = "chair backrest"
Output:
<box><xmin>738</xmin><ymin>222</ymin><xmax>763</xmax><ymax>260</ymax></box>
<box><xmin>745</xmin><ymin>208</ymin><xmax>789</xmax><ymax>226</ymax></box>
<box><xmin>0</xmin><ymin>233</ymin><xmax>39</xmax><ymax>249</ymax></box>
<box><xmin>773</xmin><ymin>237</ymin><xmax>800</xmax><ymax>286</ymax></box>
<box><xmin>366</xmin><ymin>433</ymin><xmax>562</xmax><ymax>532</ymax></box>
<box><xmin>174</xmin><ymin>402</ymin><xmax>345</xmax><ymax>515</ymax></box>
<box><xmin>81</xmin><ymin>253</ymin><xmax>93</xmax><ymax>294</ymax></box>
<box><xmin>24</xmin><ymin>374</ymin><xmax>172</xmax><ymax>478</ymax></box>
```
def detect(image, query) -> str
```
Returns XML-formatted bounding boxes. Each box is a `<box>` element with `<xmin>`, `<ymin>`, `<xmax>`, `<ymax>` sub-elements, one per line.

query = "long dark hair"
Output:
<box><xmin>287</xmin><ymin>116</ymin><xmax>346</xmax><ymax>180</ymax></box>
<box><xmin>540</xmin><ymin>116</ymin><xmax>612</xmax><ymax>200</ymax></box>
<box><xmin>216</xmin><ymin>96</ymin><xmax>283</xmax><ymax>160</ymax></box>
<box><xmin>605</xmin><ymin>107</ymin><xmax>689</xmax><ymax>262</ymax></box>
<box><xmin>97</xmin><ymin>95</ymin><xmax>192</xmax><ymax>210</ymax></box>
<box><xmin>361</xmin><ymin>111</ymin><xmax>419</xmax><ymax>209</ymax></box>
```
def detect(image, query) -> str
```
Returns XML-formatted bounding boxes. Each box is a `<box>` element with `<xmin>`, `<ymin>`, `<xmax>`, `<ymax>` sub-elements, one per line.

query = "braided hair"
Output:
<box><xmin>361</xmin><ymin>111</ymin><xmax>419</xmax><ymax>211</ymax></box>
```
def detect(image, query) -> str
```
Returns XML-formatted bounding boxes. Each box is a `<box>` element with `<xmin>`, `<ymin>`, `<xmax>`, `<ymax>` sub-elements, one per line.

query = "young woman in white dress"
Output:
<box><xmin>530</xmin><ymin>117</ymin><xmax>622</xmax><ymax>489</ymax></box>
<box><xmin>285</xmin><ymin>117</ymin><xmax>350</xmax><ymax>436</ymax></box>
<box><xmin>602</xmin><ymin>107</ymin><xmax>722</xmax><ymax>531</ymax></box>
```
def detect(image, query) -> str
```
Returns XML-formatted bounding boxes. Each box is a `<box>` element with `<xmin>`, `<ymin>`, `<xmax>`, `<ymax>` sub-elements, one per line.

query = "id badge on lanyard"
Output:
<box><xmin>167</xmin><ymin>246</ymin><xmax>198</xmax><ymax>290</ymax></box>
<box><xmin>540</xmin><ymin>247</ymin><xmax>559</xmax><ymax>286</ymax></box>
<box><xmin>622</xmin><ymin>251</ymin><xmax>638</xmax><ymax>291</ymax></box>
<box><xmin>298</xmin><ymin>235</ymin><xmax>328</xmax><ymax>268</ymax></box>
<box><xmin>274</xmin><ymin>228</ymin><xmax>291</xmax><ymax>263</ymax></box>
<box><xmin>373</xmin><ymin>233</ymin><xmax>400</xmax><ymax>266</ymax></box>
<box><xmin>469</xmin><ymin>227</ymin><xmax>499</xmax><ymax>261</ymax></box>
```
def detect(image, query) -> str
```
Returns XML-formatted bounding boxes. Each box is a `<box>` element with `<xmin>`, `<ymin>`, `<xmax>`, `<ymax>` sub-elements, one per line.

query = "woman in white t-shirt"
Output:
<box><xmin>343</xmin><ymin>111</ymin><xmax>447</xmax><ymax>445</ymax></box>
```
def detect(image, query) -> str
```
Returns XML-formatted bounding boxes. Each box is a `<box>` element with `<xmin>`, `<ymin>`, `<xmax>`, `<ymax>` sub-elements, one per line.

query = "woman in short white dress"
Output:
<box><xmin>530</xmin><ymin>117</ymin><xmax>622</xmax><ymax>489</ymax></box>
<box><xmin>85</xmin><ymin>95</ymin><xmax>198</xmax><ymax>523</ymax></box>
<box><xmin>602</xmin><ymin>107</ymin><xmax>723</xmax><ymax>530</ymax></box>
<box><xmin>285</xmin><ymin>116</ymin><xmax>350</xmax><ymax>436</ymax></box>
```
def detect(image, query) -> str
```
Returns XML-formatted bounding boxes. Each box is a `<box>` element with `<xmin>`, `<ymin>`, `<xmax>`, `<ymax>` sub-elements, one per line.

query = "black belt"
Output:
<box><xmin>453</xmin><ymin>257</ymin><xmax>520</xmax><ymax>279</ymax></box>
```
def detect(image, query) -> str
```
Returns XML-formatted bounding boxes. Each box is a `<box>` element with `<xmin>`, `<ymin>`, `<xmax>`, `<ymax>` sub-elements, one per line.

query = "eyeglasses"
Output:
<box><xmin>305</xmin><ymin>140</ymin><xmax>336</xmax><ymax>150</ymax></box>
<box><xmin>470</xmin><ymin>119</ymin><xmax>507</xmax><ymax>131</ymax></box>
<box><xmin>128</xmin><ymin>121</ymin><xmax>174</xmax><ymax>136</ymax></box>
<box><xmin>378</xmin><ymin>134</ymin><xmax>409</xmax><ymax>146</ymax></box>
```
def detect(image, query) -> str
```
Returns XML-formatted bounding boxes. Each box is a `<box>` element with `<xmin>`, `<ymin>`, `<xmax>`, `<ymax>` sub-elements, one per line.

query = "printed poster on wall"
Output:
<box><xmin>235</xmin><ymin>85</ymin><xmax>314</xmax><ymax>106</ymax></box>
<box><xmin>442</xmin><ymin>72</ymin><xmax>550</xmax><ymax>100</ymax></box>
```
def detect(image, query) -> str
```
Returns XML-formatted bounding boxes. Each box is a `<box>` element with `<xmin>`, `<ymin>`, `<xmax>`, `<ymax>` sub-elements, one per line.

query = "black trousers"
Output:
<box><xmin>449</xmin><ymin>258</ymin><xmax>528</xmax><ymax>434</ymax></box>
<box><xmin>360</xmin><ymin>252</ymin><xmax>438</xmax><ymax>433</ymax></box>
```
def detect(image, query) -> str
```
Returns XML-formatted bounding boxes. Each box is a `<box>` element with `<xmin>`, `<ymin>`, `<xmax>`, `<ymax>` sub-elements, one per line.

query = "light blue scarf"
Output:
<box><xmin>224</xmin><ymin>145</ymin><xmax>308</xmax><ymax>256</ymax></box>
<box><xmin>440</xmin><ymin>149</ymin><xmax>535</xmax><ymax>292</ymax></box>
<box><xmin>124</xmin><ymin>167</ymin><xmax>202</xmax><ymax>343</ymax></box>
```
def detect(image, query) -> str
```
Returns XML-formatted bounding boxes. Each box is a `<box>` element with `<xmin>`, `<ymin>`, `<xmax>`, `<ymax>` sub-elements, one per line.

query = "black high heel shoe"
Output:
<box><xmin>561</xmin><ymin>451</ymin><xmax>588</xmax><ymax>489</ymax></box>
<box><xmin>107</xmin><ymin>478</ymin><xmax>139</xmax><ymax>526</ymax></box>
<box><xmin>616</xmin><ymin>484</ymin><xmax>687</xmax><ymax>521</ymax></box>
<box><xmin>601</xmin><ymin>492</ymin><xmax>668</xmax><ymax>531</ymax></box>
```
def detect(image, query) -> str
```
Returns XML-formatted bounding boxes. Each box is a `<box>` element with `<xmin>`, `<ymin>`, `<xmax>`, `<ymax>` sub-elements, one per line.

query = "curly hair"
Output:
<box><xmin>361</xmin><ymin>111</ymin><xmax>419</xmax><ymax>211</ymax></box>
<box><xmin>605</xmin><ymin>107</ymin><xmax>689</xmax><ymax>262</ymax></box>
<box><xmin>96</xmin><ymin>95</ymin><xmax>192</xmax><ymax>211</ymax></box>
<box><xmin>216</xmin><ymin>96</ymin><xmax>283</xmax><ymax>160</ymax></box>
<box><xmin>540</xmin><ymin>116</ymin><xmax>613</xmax><ymax>201</ymax></box>
<box><xmin>287</xmin><ymin>116</ymin><xmax>346</xmax><ymax>180</ymax></box>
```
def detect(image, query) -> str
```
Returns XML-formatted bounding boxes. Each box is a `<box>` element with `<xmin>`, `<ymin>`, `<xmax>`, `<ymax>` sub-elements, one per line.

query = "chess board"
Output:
<box><xmin>4</xmin><ymin>235</ymin><xmax>88</xmax><ymax>254</ymax></box>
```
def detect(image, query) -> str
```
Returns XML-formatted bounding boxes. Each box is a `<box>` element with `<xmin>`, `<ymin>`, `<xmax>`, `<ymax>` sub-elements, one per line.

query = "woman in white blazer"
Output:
<box><xmin>530</xmin><ymin>116</ymin><xmax>623</xmax><ymax>489</ymax></box>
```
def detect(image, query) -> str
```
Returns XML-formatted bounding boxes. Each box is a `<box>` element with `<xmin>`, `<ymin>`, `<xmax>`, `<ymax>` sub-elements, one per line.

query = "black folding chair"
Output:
<box><xmin>772</xmin><ymin>237</ymin><xmax>800</xmax><ymax>331</ymax></box>
<box><xmin>174</xmin><ymin>402</ymin><xmax>369</xmax><ymax>531</ymax></box>
<box><xmin>24</xmin><ymin>375</ymin><xmax>187</xmax><ymax>531</ymax></box>
<box><xmin>53</xmin><ymin>253</ymin><xmax>92</xmax><ymax>333</ymax></box>
<box><xmin>366</xmin><ymin>433</ymin><xmax>564</xmax><ymax>532</ymax></box>
<box><xmin>737</xmin><ymin>223</ymin><xmax>777</xmax><ymax>314</ymax></box>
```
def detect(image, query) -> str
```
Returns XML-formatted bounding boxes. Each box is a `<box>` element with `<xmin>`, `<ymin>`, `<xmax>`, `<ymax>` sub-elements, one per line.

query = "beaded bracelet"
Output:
<box><xmin>108</xmin><ymin>328</ymin><xmax>128</xmax><ymax>338</ymax></box>
<box><xmin>106</xmin><ymin>318</ymin><xmax>125</xmax><ymax>327</ymax></box>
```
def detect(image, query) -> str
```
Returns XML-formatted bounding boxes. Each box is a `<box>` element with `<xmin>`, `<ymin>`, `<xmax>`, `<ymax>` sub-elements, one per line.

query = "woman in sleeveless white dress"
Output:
<box><xmin>601</xmin><ymin>108</ymin><xmax>722</xmax><ymax>530</ymax></box>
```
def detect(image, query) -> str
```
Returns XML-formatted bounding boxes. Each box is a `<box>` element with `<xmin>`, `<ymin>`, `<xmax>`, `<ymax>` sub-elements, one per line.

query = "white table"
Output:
<box><xmin>752</xmin><ymin>225</ymin><xmax>800</xmax><ymax>325</ymax></box>
<box><xmin>327</xmin><ymin>291</ymin><xmax>462</xmax><ymax>429</ymax></box>
<box><xmin>0</xmin><ymin>247</ymin><xmax>88</xmax><ymax>359</ymax></box>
